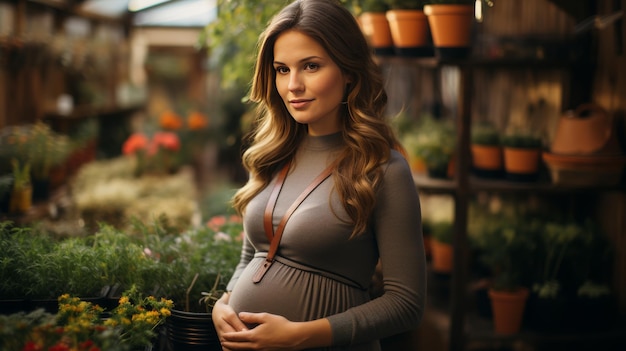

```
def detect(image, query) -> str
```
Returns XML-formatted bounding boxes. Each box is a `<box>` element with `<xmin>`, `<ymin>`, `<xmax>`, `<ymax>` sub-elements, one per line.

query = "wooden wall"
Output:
<box><xmin>384</xmin><ymin>0</ymin><xmax>626</xmax><ymax>314</ymax></box>
<box><xmin>593</xmin><ymin>0</ymin><xmax>626</xmax><ymax>314</ymax></box>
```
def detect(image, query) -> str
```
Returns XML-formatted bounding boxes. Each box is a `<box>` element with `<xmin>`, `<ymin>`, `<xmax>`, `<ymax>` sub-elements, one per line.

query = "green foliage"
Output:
<box><xmin>201</xmin><ymin>0</ymin><xmax>290</xmax><ymax>90</ymax></box>
<box><xmin>430</xmin><ymin>221</ymin><xmax>454</xmax><ymax>244</ymax></box>
<box><xmin>501</xmin><ymin>133</ymin><xmax>543</xmax><ymax>149</ymax></box>
<box><xmin>353</xmin><ymin>0</ymin><xmax>389</xmax><ymax>12</ymax></box>
<box><xmin>0</xmin><ymin>122</ymin><xmax>72</xmax><ymax>180</ymax></box>
<box><xmin>472</xmin><ymin>216</ymin><xmax>538</xmax><ymax>291</ymax></box>
<box><xmin>403</xmin><ymin>115</ymin><xmax>455</xmax><ymax>170</ymax></box>
<box><xmin>385</xmin><ymin>0</ymin><xmax>424</xmax><ymax>9</ymax></box>
<box><xmin>471</xmin><ymin>123</ymin><xmax>500</xmax><ymax>146</ymax></box>
<box><xmin>11</xmin><ymin>159</ymin><xmax>30</xmax><ymax>190</ymax></box>
<box><xmin>0</xmin><ymin>287</ymin><xmax>172</xmax><ymax>351</ymax></box>
<box><xmin>532</xmin><ymin>219</ymin><xmax>613</xmax><ymax>299</ymax></box>
<box><xmin>0</xmin><ymin>216</ymin><xmax>243</xmax><ymax>312</ymax></box>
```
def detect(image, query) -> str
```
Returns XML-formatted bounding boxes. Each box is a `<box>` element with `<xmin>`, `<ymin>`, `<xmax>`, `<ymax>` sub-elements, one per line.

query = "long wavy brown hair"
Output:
<box><xmin>232</xmin><ymin>0</ymin><xmax>405</xmax><ymax>236</ymax></box>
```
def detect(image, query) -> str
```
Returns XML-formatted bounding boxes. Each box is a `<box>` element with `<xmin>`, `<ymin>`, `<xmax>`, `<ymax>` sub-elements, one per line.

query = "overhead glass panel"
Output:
<box><xmin>128</xmin><ymin>0</ymin><xmax>171</xmax><ymax>12</ymax></box>
<box><xmin>79</xmin><ymin>0</ymin><xmax>130</xmax><ymax>17</ymax></box>
<box><xmin>133</xmin><ymin>0</ymin><xmax>217</xmax><ymax>27</ymax></box>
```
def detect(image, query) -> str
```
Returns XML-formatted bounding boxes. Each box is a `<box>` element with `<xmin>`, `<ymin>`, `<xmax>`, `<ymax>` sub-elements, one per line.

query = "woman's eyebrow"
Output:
<box><xmin>273</xmin><ymin>56</ymin><xmax>324</xmax><ymax>65</ymax></box>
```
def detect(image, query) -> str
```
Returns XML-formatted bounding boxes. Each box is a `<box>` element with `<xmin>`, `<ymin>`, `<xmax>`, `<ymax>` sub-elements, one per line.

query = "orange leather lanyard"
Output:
<box><xmin>252</xmin><ymin>161</ymin><xmax>334</xmax><ymax>283</ymax></box>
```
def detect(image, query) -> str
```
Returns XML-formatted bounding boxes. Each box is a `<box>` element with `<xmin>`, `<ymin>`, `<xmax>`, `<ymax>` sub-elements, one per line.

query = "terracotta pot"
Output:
<box><xmin>551</xmin><ymin>103</ymin><xmax>622</xmax><ymax>156</ymax></box>
<box><xmin>503</xmin><ymin>147</ymin><xmax>540</xmax><ymax>174</ymax></box>
<box><xmin>471</xmin><ymin>144</ymin><xmax>503</xmax><ymax>170</ymax></box>
<box><xmin>386</xmin><ymin>9</ymin><xmax>433</xmax><ymax>57</ymax></box>
<box><xmin>488</xmin><ymin>287</ymin><xmax>529</xmax><ymax>335</ymax></box>
<box><xmin>430</xmin><ymin>239</ymin><xmax>453</xmax><ymax>274</ymax></box>
<box><xmin>359</xmin><ymin>12</ymin><xmax>394</xmax><ymax>56</ymax></box>
<box><xmin>423</xmin><ymin>4</ymin><xmax>474</xmax><ymax>58</ymax></box>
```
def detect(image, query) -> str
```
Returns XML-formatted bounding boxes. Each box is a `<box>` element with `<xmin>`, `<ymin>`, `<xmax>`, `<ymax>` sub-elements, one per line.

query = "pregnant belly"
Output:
<box><xmin>228</xmin><ymin>256</ymin><xmax>369</xmax><ymax>323</ymax></box>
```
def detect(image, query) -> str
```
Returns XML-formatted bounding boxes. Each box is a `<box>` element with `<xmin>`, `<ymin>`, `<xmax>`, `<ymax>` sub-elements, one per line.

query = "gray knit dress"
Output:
<box><xmin>226</xmin><ymin>132</ymin><xmax>426</xmax><ymax>350</ymax></box>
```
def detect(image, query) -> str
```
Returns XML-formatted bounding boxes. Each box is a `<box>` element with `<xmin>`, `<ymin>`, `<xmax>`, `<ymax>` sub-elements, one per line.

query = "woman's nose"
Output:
<box><xmin>288</xmin><ymin>72</ymin><xmax>303</xmax><ymax>92</ymax></box>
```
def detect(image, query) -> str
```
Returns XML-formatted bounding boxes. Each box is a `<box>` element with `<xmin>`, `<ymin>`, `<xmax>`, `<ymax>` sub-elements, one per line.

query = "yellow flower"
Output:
<box><xmin>119</xmin><ymin>296</ymin><xmax>130</xmax><ymax>305</ymax></box>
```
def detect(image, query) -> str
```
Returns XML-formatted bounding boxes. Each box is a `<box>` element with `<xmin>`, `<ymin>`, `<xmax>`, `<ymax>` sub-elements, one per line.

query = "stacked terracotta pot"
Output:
<box><xmin>543</xmin><ymin>103</ymin><xmax>626</xmax><ymax>186</ymax></box>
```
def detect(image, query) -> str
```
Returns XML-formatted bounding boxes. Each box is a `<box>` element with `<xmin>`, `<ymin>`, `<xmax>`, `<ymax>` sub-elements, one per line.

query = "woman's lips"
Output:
<box><xmin>289</xmin><ymin>99</ymin><xmax>313</xmax><ymax>109</ymax></box>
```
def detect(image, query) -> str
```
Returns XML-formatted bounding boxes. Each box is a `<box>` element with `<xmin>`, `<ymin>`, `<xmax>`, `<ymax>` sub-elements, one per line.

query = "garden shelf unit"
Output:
<box><xmin>378</xmin><ymin>54</ymin><xmax>626</xmax><ymax>351</ymax></box>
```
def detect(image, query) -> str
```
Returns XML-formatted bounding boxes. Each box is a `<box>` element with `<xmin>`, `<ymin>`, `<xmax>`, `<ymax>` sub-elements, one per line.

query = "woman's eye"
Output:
<box><xmin>275</xmin><ymin>66</ymin><xmax>289</xmax><ymax>74</ymax></box>
<box><xmin>304</xmin><ymin>63</ymin><xmax>319</xmax><ymax>71</ymax></box>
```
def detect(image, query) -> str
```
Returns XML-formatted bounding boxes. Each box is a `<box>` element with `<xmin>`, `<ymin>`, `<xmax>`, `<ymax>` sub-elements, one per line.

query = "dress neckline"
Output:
<box><xmin>302</xmin><ymin>132</ymin><xmax>343</xmax><ymax>151</ymax></box>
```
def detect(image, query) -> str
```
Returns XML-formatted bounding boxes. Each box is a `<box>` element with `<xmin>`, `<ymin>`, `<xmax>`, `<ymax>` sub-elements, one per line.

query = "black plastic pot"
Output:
<box><xmin>166</xmin><ymin>309</ymin><xmax>220</xmax><ymax>351</ymax></box>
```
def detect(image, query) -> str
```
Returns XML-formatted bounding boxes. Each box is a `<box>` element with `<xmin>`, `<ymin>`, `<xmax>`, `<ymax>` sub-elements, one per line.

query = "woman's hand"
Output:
<box><xmin>220</xmin><ymin>312</ymin><xmax>332</xmax><ymax>351</ymax></box>
<box><xmin>212</xmin><ymin>293</ymin><xmax>249</xmax><ymax>350</ymax></box>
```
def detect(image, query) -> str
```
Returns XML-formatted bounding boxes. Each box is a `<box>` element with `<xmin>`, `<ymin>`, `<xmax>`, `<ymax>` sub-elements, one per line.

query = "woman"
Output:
<box><xmin>212</xmin><ymin>0</ymin><xmax>426</xmax><ymax>350</ymax></box>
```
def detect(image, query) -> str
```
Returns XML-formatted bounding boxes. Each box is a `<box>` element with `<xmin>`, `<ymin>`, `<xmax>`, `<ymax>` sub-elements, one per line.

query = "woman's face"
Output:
<box><xmin>273</xmin><ymin>30</ymin><xmax>351</xmax><ymax>136</ymax></box>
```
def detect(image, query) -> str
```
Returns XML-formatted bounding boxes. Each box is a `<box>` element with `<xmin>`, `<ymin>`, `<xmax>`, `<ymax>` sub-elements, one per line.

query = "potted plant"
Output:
<box><xmin>159</xmin><ymin>215</ymin><xmax>244</xmax><ymax>350</ymax></box>
<box><xmin>471</xmin><ymin>122</ymin><xmax>503</xmax><ymax>178</ymax></box>
<box><xmin>423</xmin><ymin>0</ymin><xmax>475</xmax><ymax>59</ymax></box>
<box><xmin>384</xmin><ymin>0</ymin><xmax>433</xmax><ymax>57</ymax></box>
<box><xmin>0</xmin><ymin>286</ymin><xmax>172</xmax><ymax>351</ymax></box>
<box><xmin>407</xmin><ymin>116</ymin><xmax>455</xmax><ymax>178</ymax></box>
<box><xmin>0</xmin><ymin>221</ymin><xmax>166</xmax><ymax>313</ymax></box>
<box><xmin>2</xmin><ymin>123</ymin><xmax>72</xmax><ymax>200</ymax></box>
<box><xmin>429</xmin><ymin>220</ymin><xmax>454</xmax><ymax>274</ymax></box>
<box><xmin>9</xmin><ymin>159</ymin><xmax>32</xmax><ymax>214</ymax></box>
<box><xmin>527</xmin><ymin>220</ymin><xmax>617</xmax><ymax>333</ymax></box>
<box><xmin>473</xmin><ymin>216</ymin><xmax>537</xmax><ymax>335</ymax></box>
<box><xmin>501</xmin><ymin>131</ymin><xmax>543</xmax><ymax>181</ymax></box>
<box><xmin>353</xmin><ymin>0</ymin><xmax>395</xmax><ymax>56</ymax></box>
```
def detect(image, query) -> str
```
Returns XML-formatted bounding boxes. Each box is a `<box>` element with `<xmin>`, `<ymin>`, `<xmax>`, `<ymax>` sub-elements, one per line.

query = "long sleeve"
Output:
<box><xmin>326</xmin><ymin>152</ymin><xmax>427</xmax><ymax>345</ymax></box>
<box><xmin>226</xmin><ymin>235</ymin><xmax>255</xmax><ymax>292</ymax></box>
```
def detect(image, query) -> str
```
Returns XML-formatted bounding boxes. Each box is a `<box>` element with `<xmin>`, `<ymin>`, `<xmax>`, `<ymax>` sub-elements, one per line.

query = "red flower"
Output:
<box><xmin>122</xmin><ymin>133</ymin><xmax>149</xmax><ymax>155</ymax></box>
<box><xmin>207</xmin><ymin>215</ymin><xmax>227</xmax><ymax>231</ymax></box>
<box><xmin>79</xmin><ymin>340</ymin><xmax>94</xmax><ymax>349</ymax></box>
<box><xmin>22</xmin><ymin>341</ymin><xmax>42</xmax><ymax>351</ymax></box>
<box><xmin>48</xmin><ymin>342</ymin><xmax>70</xmax><ymax>351</ymax></box>
<box><xmin>150</xmin><ymin>132</ymin><xmax>181</xmax><ymax>153</ymax></box>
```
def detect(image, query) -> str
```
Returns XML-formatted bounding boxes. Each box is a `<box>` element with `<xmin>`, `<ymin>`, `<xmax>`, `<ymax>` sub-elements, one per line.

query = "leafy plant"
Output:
<box><xmin>384</xmin><ymin>0</ymin><xmax>423</xmax><ymax>10</ymax></box>
<box><xmin>532</xmin><ymin>221</ymin><xmax>591</xmax><ymax>298</ymax></box>
<box><xmin>404</xmin><ymin>115</ymin><xmax>455</xmax><ymax>173</ymax></box>
<box><xmin>200</xmin><ymin>0</ymin><xmax>290</xmax><ymax>90</ymax></box>
<box><xmin>0</xmin><ymin>287</ymin><xmax>172</xmax><ymax>351</ymax></box>
<box><xmin>471</xmin><ymin>123</ymin><xmax>501</xmax><ymax>146</ymax></box>
<box><xmin>103</xmin><ymin>285</ymin><xmax>173</xmax><ymax>348</ymax></box>
<box><xmin>10</xmin><ymin>159</ymin><xmax>31</xmax><ymax>190</ymax></box>
<box><xmin>430</xmin><ymin>220</ymin><xmax>454</xmax><ymax>244</ymax></box>
<box><xmin>1</xmin><ymin>122</ymin><xmax>71</xmax><ymax>181</ymax></box>
<box><xmin>127</xmin><ymin>215</ymin><xmax>244</xmax><ymax>313</ymax></box>
<box><xmin>501</xmin><ymin>133</ymin><xmax>543</xmax><ymax>149</ymax></box>
<box><xmin>353</xmin><ymin>0</ymin><xmax>389</xmax><ymax>12</ymax></box>
<box><xmin>473</xmin><ymin>216</ymin><xmax>538</xmax><ymax>291</ymax></box>
<box><xmin>532</xmin><ymin>219</ymin><xmax>614</xmax><ymax>299</ymax></box>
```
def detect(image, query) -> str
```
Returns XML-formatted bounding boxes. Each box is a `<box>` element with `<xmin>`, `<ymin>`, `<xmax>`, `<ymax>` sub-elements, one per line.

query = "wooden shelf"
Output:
<box><xmin>414</xmin><ymin>173</ymin><xmax>626</xmax><ymax>194</ymax></box>
<box><xmin>43</xmin><ymin>104</ymin><xmax>144</xmax><ymax>121</ymax></box>
<box><xmin>376</xmin><ymin>55</ymin><xmax>590</xmax><ymax>70</ymax></box>
<box><xmin>425</xmin><ymin>269</ymin><xmax>626</xmax><ymax>351</ymax></box>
